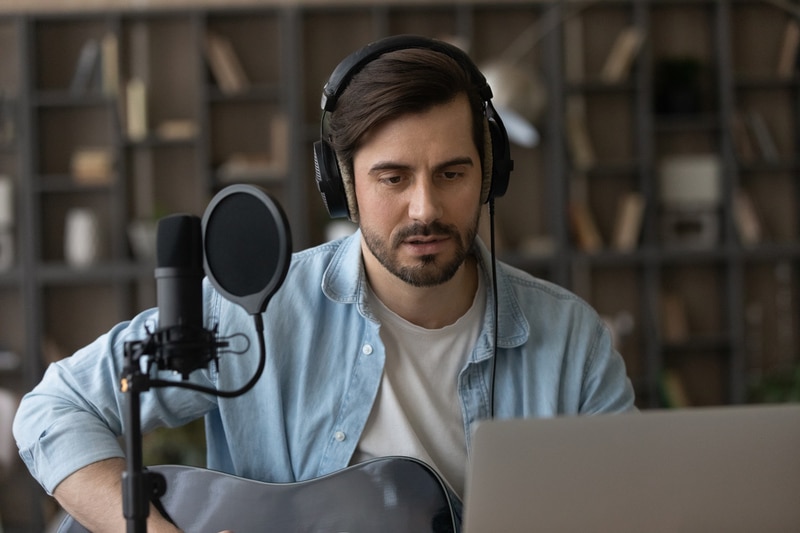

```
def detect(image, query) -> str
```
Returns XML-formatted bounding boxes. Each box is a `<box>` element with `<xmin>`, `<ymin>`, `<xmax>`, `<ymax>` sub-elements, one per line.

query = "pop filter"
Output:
<box><xmin>202</xmin><ymin>184</ymin><xmax>292</xmax><ymax>316</ymax></box>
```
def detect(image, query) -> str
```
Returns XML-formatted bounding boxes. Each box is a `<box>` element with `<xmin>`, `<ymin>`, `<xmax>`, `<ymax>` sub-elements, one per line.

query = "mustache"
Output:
<box><xmin>392</xmin><ymin>222</ymin><xmax>459</xmax><ymax>247</ymax></box>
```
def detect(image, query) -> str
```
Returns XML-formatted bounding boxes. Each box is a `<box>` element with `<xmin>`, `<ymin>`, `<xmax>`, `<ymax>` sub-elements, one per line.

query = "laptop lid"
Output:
<box><xmin>463</xmin><ymin>404</ymin><xmax>800</xmax><ymax>533</ymax></box>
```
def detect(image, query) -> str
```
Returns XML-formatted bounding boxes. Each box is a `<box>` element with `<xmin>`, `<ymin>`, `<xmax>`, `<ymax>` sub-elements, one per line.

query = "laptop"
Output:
<box><xmin>463</xmin><ymin>404</ymin><xmax>800</xmax><ymax>533</ymax></box>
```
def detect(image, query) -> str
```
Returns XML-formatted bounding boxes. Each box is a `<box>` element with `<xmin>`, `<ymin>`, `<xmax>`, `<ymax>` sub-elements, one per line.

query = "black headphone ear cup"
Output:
<box><xmin>313</xmin><ymin>140</ymin><xmax>350</xmax><ymax>219</ymax></box>
<box><xmin>486</xmin><ymin>105</ymin><xmax>513</xmax><ymax>199</ymax></box>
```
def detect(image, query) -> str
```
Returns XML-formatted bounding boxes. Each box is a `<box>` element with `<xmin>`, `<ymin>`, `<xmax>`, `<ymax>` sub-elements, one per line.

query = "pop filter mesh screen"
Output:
<box><xmin>204</xmin><ymin>192</ymin><xmax>280</xmax><ymax>298</ymax></box>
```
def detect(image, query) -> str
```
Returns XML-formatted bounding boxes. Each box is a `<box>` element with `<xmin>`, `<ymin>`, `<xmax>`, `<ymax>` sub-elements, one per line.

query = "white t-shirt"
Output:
<box><xmin>351</xmin><ymin>276</ymin><xmax>486</xmax><ymax>497</ymax></box>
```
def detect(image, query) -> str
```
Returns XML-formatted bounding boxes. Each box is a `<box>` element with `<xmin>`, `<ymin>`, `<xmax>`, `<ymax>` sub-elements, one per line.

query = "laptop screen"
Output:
<box><xmin>464</xmin><ymin>404</ymin><xmax>800</xmax><ymax>533</ymax></box>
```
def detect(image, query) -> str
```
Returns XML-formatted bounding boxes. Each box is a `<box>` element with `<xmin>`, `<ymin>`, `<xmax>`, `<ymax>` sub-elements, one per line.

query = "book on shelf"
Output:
<box><xmin>71</xmin><ymin>147</ymin><xmax>114</xmax><ymax>185</ymax></box>
<box><xmin>730</xmin><ymin>110</ymin><xmax>757</xmax><ymax>164</ymax></box>
<box><xmin>126</xmin><ymin>78</ymin><xmax>148</xmax><ymax>141</ymax></box>
<box><xmin>0</xmin><ymin>228</ymin><xmax>13</xmax><ymax>272</ymax></box>
<box><xmin>100</xmin><ymin>32</ymin><xmax>119</xmax><ymax>97</ymax></box>
<box><xmin>268</xmin><ymin>113</ymin><xmax>289</xmax><ymax>173</ymax></box>
<box><xmin>569</xmin><ymin>200</ymin><xmax>603</xmax><ymax>252</ymax></box>
<box><xmin>205</xmin><ymin>33</ymin><xmax>250</xmax><ymax>94</ymax></box>
<box><xmin>733</xmin><ymin>188</ymin><xmax>762</xmax><ymax>247</ymax></box>
<box><xmin>0</xmin><ymin>175</ymin><xmax>14</xmax><ymax>227</ymax></box>
<box><xmin>155</xmin><ymin>119</ymin><xmax>198</xmax><ymax>141</ymax></box>
<box><xmin>564</xmin><ymin>13</ymin><xmax>585</xmax><ymax>83</ymax></box>
<box><xmin>217</xmin><ymin>153</ymin><xmax>279</xmax><ymax>183</ymax></box>
<box><xmin>69</xmin><ymin>39</ymin><xmax>101</xmax><ymax>95</ymax></box>
<box><xmin>118</xmin><ymin>22</ymin><xmax>150</xmax><ymax>140</ymax></box>
<box><xmin>600</xmin><ymin>26</ymin><xmax>644</xmax><ymax>83</ymax></box>
<box><xmin>0</xmin><ymin>92</ymin><xmax>13</xmax><ymax>144</ymax></box>
<box><xmin>661</xmin><ymin>292</ymin><xmax>689</xmax><ymax>343</ymax></box>
<box><xmin>565</xmin><ymin>96</ymin><xmax>595</xmax><ymax>170</ymax></box>
<box><xmin>747</xmin><ymin>110</ymin><xmax>779</xmax><ymax>164</ymax></box>
<box><xmin>611</xmin><ymin>192</ymin><xmax>645</xmax><ymax>252</ymax></box>
<box><xmin>217</xmin><ymin>115</ymin><xmax>289</xmax><ymax>183</ymax></box>
<box><xmin>777</xmin><ymin>19</ymin><xmax>800</xmax><ymax>78</ymax></box>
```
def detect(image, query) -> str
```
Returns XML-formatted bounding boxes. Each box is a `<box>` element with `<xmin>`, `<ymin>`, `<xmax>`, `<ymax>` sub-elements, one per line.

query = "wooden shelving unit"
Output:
<box><xmin>0</xmin><ymin>1</ymin><xmax>798</xmax><ymax>530</ymax></box>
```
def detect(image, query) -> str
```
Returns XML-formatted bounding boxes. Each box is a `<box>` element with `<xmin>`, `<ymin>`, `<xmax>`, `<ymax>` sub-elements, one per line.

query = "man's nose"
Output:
<box><xmin>407</xmin><ymin>178</ymin><xmax>443</xmax><ymax>223</ymax></box>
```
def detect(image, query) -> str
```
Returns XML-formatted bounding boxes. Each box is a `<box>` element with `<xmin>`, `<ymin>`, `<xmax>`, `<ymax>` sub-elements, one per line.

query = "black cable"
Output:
<box><xmin>488</xmin><ymin>198</ymin><xmax>499</xmax><ymax>419</ymax></box>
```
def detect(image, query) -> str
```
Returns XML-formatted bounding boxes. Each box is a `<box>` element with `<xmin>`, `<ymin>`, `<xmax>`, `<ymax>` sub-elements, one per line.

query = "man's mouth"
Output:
<box><xmin>405</xmin><ymin>235</ymin><xmax>442</xmax><ymax>244</ymax></box>
<box><xmin>402</xmin><ymin>235</ymin><xmax>449</xmax><ymax>254</ymax></box>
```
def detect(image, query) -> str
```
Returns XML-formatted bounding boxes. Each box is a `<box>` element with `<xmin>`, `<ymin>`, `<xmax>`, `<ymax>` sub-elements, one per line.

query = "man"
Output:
<box><xmin>14</xmin><ymin>36</ymin><xmax>634</xmax><ymax>531</ymax></box>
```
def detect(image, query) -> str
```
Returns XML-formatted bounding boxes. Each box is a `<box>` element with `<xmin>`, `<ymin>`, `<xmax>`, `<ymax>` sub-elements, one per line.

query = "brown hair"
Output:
<box><xmin>326</xmin><ymin>47</ymin><xmax>488</xmax><ymax>219</ymax></box>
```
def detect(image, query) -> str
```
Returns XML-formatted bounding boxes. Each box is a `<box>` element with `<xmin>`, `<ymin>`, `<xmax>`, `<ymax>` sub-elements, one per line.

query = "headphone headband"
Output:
<box><xmin>321</xmin><ymin>34</ymin><xmax>494</xmax><ymax>113</ymax></box>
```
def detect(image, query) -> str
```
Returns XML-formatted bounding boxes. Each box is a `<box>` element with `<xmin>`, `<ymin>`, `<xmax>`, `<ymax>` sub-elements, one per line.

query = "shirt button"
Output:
<box><xmin>334</xmin><ymin>431</ymin><xmax>346</xmax><ymax>442</ymax></box>
<box><xmin>362</xmin><ymin>344</ymin><xmax>373</xmax><ymax>356</ymax></box>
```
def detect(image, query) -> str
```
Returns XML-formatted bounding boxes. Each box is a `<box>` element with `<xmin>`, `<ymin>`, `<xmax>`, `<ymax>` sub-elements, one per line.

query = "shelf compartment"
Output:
<box><xmin>660</xmin><ymin>353</ymin><xmax>729</xmax><ymax>407</ymax></box>
<box><xmin>742</xmin><ymin>259</ymin><xmax>799</xmax><ymax>380</ymax></box>
<box><xmin>730</xmin><ymin>0</ymin><xmax>796</xmax><ymax>80</ymax></box>
<box><xmin>125</xmin><ymin>143</ymin><xmax>202</xmax><ymax>218</ymax></box>
<box><xmin>204</xmin><ymin>10</ymin><xmax>283</xmax><ymax>92</ymax></box>
<box><xmin>33</xmin><ymin>17</ymin><xmax>115</xmax><ymax>94</ymax></box>
<box><xmin>659</xmin><ymin>263</ymin><xmax>730</xmax><ymax>347</ymax></box>
<box><xmin>573</xmin><ymin>263</ymin><xmax>646</xmax><ymax>383</ymax></box>
<box><xmin>737</xmin><ymin>170</ymin><xmax>799</xmax><ymax>244</ymax></box>
<box><xmin>39</xmin><ymin>191</ymin><xmax>114</xmax><ymax>265</ymax></box>
<box><xmin>208</xmin><ymin>102</ymin><xmax>287</xmax><ymax>188</ymax></box>
<box><xmin>0</xmin><ymin>288</ymin><xmax>24</xmax><ymax>373</ymax></box>
<box><xmin>41</xmin><ymin>283</ymin><xmax>131</xmax><ymax>362</ymax></box>
<box><xmin>35</xmin><ymin>106</ymin><xmax>117</xmax><ymax>176</ymax></box>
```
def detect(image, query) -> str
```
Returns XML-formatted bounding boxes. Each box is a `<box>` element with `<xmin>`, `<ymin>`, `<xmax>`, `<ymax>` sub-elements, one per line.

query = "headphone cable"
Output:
<box><xmin>488</xmin><ymin>197</ymin><xmax>499</xmax><ymax>419</ymax></box>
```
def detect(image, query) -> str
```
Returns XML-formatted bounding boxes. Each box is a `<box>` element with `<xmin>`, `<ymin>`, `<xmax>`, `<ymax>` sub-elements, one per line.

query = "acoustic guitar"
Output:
<box><xmin>57</xmin><ymin>456</ymin><xmax>462</xmax><ymax>532</ymax></box>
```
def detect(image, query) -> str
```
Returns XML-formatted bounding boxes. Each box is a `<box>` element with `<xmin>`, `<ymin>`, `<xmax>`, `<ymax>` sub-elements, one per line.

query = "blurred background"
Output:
<box><xmin>0</xmin><ymin>0</ymin><xmax>799</xmax><ymax>530</ymax></box>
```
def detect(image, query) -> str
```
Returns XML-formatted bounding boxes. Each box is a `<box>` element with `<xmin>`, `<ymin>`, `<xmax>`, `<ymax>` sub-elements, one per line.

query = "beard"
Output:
<box><xmin>361</xmin><ymin>212</ymin><xmax>480</xmax><ymax>288</ymax></box>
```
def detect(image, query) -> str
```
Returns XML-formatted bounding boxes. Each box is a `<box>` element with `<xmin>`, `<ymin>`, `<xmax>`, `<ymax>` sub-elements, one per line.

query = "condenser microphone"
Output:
<box><xmin>155</xmin><ymin>214</ymin><xmax>213</xmax><ymax>377</ymax></box>
<box><xmin>156</xmin><ymin>214</ymin><xmax>203</xmax><ymax>329</ymax></box>
<box><xmin>202</xmin><ymin>184</ymin><xmax>292</xmax><ymax>316</ymax></box>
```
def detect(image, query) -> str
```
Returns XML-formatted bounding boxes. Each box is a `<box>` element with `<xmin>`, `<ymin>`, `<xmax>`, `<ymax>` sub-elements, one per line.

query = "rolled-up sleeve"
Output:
<box><xmin>13</xmin><ymin>307</ymin><xmax>216</xmax><ymax>494</ymax></box>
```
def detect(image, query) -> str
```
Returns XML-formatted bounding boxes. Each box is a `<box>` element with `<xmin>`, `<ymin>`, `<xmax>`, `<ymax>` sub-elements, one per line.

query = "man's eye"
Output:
<box><xmin>381</xmin><ymin>176</ymin><xmax>403</xmax><ymax>185</ymax></box>
<box><xmin>442</xmin><ymin>171</ymin><xmax>463</xmax><ymax>180</ymax></box>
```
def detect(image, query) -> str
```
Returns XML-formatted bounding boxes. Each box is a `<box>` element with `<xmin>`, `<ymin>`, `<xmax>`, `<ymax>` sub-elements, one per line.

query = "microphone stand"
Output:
<box><xmin>120</xmin><ymin>335</ymin><xmax>167</xmax><ymax>533</ymax></box>
<box><xmin>120</xmin><ymin>326</ymin><xmax>225</xmax><ymax>533</ymax></box>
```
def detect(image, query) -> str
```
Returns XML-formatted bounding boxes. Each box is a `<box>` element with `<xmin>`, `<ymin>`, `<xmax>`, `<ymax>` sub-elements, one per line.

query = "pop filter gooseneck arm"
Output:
<box><xmin>120</xmin><ymin>185</ymin><xmax>292</xmax><ymax>532</ymax></box>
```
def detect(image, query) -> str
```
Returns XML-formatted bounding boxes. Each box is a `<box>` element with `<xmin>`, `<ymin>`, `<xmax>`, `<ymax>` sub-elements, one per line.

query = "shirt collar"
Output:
<box><xmin>321</xmin><ymin>229</ymin><xmax>529</xmax><ymax>346</ymax></box>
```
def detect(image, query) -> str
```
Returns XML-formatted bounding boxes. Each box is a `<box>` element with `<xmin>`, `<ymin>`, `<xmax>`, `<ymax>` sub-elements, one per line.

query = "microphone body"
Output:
<box><xmin>155</xmin><ymin>264</ymin><xmax>203</xmax><ymax>334</ymax></box>
<box><xmin>155</xmin><ymin>214</ymin><xmax>214</xmax><ymax>378</ymax></box>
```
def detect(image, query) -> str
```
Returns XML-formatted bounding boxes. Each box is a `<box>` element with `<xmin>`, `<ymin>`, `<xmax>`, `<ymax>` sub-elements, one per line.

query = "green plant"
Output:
<box><xmin>748</xmin><ymin>365</ymin><xmax>800</xmax><ymax>404</ymax></box>
<box><xmin>142</xmin><ymin>418</ymin><xmax>207</xmax><ymax>467</ymax></box>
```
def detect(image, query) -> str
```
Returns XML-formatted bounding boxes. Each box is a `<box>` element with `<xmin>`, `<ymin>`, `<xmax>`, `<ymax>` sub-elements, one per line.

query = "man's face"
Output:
<box><xmin>353</xmin><ymin>94</ymin><xmax>483</xmax><ymax>288</ymax></box>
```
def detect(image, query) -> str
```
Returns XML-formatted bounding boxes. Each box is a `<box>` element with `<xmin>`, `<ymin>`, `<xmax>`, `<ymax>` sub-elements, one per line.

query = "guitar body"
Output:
<box><xmin>58</xmin><ymin>456</ymin><xmax>462</xmax><ymax>532</ymax></box>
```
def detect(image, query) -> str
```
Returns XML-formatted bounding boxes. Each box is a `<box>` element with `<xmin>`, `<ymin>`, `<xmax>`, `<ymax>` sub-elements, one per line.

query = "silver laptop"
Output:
<box><xmin>463</xmin><ymin>404</ymin><xmax>800</xmax><ymax>533</ymax></box>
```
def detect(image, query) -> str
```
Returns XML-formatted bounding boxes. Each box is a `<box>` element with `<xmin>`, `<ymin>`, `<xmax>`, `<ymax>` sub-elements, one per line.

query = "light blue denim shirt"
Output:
<box><xmin>14</xmin><ymin>231</ymin><xmax>635</xmax><ymax>495</ymax></box>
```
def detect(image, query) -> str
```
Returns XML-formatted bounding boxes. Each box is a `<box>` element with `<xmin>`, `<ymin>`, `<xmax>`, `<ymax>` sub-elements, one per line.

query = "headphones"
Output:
<box><xmin>313</xmin><ymin>34</ymin><xmax>513</xmax><ymax>220</ymax></box>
